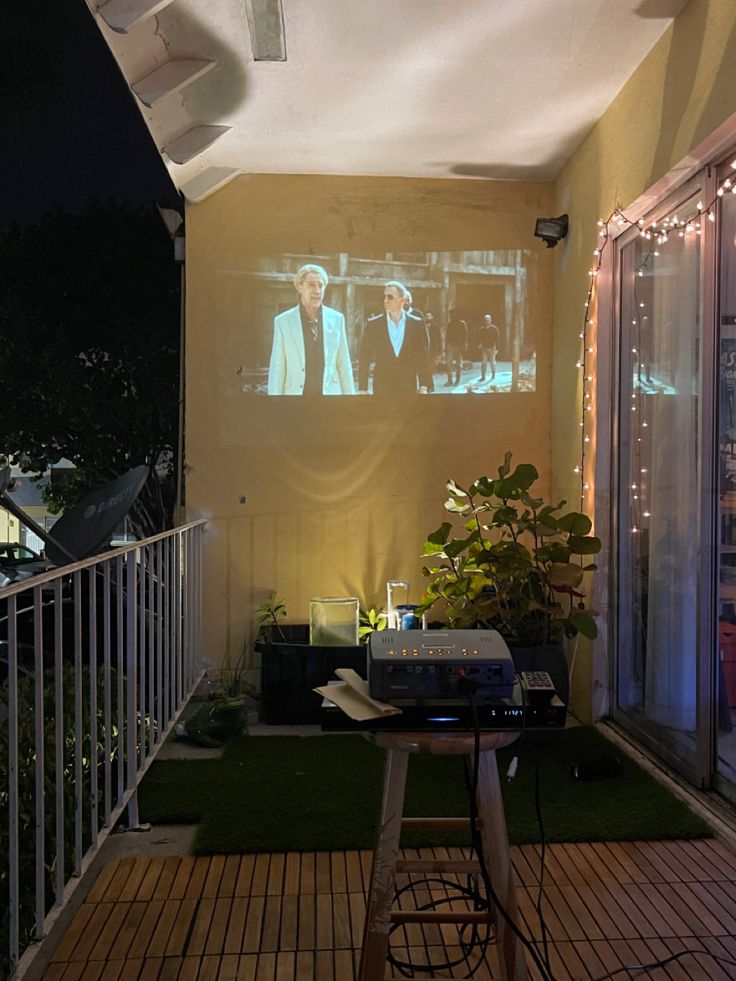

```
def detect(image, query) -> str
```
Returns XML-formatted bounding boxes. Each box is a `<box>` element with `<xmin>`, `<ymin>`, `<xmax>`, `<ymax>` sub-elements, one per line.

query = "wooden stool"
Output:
<box><xmin>358</xmin><ymin>730</ymin><xmax>528</xmax><ymax>981</ymax></box>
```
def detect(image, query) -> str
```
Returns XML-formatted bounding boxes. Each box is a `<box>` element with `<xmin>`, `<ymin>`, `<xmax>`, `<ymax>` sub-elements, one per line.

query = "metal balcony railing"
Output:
<box><xmin>0</xmin><ymin>520</ymin><xmax>207</xmax><ymax>978</ymax></box>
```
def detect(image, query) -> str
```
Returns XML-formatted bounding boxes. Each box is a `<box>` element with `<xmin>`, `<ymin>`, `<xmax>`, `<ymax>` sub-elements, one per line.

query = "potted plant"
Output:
<box><xmin>416</xmin><ymin>452</ymin><xmax>601</xmax><ymax>702</ymax></box>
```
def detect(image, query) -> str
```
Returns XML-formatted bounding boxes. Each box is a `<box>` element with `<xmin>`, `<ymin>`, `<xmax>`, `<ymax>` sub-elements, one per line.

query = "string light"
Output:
<box><xmin>576</xmin><ymin>164</ymin><xmax>732</xmax><ymax>532</ymax></box>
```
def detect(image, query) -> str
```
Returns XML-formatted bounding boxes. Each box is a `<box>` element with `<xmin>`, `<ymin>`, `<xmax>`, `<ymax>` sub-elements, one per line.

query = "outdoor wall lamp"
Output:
<box><xmin>534</xmin><ymin>213</ymin><xmax>569</xmax><ymax>248</ymax></box>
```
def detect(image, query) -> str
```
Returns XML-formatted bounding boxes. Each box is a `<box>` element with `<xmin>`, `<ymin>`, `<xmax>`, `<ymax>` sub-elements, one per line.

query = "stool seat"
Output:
<box><xmin>367</xmin><ymin>729</ymin><xmax>519</xmax><ymax>756</ymax></box>
<box><xmin>358</xmin><ymin>728</ymin><xmax>528</xmax><ymax>980</ymax></box>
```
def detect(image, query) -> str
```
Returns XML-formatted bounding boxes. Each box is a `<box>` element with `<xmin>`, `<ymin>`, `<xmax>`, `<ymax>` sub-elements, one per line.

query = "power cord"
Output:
<box><xmin>461</xmin><ymin>683</ymin><xmax>558</xmax><ymax>981</ymax></box>
<box><xmin>590</xmin><ymin>947</ymin><xmax>736</xmax><ymax>980</ymax></box>
<box><xmin>386</xmin><ymin>874</ymin><xmax>493</xmax><ymax>976</ymax></box>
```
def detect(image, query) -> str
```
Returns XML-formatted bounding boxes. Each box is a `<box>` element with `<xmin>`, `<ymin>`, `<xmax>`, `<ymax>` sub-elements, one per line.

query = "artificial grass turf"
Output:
<box><xmin>137</xmin><ymin>725</ymin><xmax>713</xmax><ymax>855</ymax></box>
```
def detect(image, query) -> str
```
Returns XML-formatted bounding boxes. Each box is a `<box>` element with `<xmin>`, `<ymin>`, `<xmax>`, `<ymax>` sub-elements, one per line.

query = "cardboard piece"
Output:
<box><xmin>314</xmin><ymin>668</ymin><xmax>402</xmax><ymax>722</ymax></box>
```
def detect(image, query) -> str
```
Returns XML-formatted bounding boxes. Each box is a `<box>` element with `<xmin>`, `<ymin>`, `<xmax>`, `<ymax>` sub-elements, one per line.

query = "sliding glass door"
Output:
<box><xmin>613</xmin><ymin>181</ymin><xmax>709</xmax><ymax>782</ymax></box>
<box><xmin>716</xmin><ymin>161</ymin><xmax>736</xmax><ymax>801</ymax></box>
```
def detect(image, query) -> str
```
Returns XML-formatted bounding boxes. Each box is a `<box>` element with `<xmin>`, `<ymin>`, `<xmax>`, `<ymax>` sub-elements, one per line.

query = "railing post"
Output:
<box><xmin>125</xmin><ymin>549</ymin><xmax>138</xmax><ymax>828</ymax></box>
<box><xmin>88</xmin><ymin>566</ymin><xmax>98</xmax><ymax>851</ymax></box>
<box><xmin>33</xmin><ymin>586</ymin><xmax>46</xmax><ymax>941</ymax></box>
<box><xmin>8</xmin><ymin>595</ymin><xmax>20</xmax><ymax>971</ymax></box>
<box><xmin>53</xmin><ymin>578</ymin><xmax>65</xmax><ymax>905</ymax></box>
<box><xmin>73</xmin><ymin>570</ymin><xmax>83</xmax><ymax>876</ymax></box>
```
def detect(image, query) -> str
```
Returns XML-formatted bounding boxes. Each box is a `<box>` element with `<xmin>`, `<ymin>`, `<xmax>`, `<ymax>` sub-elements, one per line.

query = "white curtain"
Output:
<box><xmin>643</xmin><ymin>233</ymin><xmax>699</xmax><ymax>732</ymax></box>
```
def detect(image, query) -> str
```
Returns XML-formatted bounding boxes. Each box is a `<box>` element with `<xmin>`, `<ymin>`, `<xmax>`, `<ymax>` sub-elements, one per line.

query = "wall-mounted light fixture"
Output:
<box><xmin>534</xmin><ymin>213</ymin><xmax>569</xmax><ymax>248</ymax></box>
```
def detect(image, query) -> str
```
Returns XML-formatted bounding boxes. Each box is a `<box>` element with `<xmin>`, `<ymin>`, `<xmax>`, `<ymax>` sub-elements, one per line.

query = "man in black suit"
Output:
<box><xmin>358</xmin><ymin>280</ymin><xmax>431</xmax><ymax>395</ymax></box>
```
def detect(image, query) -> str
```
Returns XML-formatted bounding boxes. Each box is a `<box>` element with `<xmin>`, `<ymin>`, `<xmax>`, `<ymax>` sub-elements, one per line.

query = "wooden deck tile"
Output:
<box><xmin>267</xmin><ymin>852</ymin><xmax>285</xmax><ymax>895</ymax></box>
<box><xmin>202</xmin><ymin>854</ymin><xmax>226</xmax><ymax>898</ymax></box>
<box><xmin>168</xmin><ymin>855</ymin><xmax>196</xmax><ymax>900</ymax></box>
<box><xmin>222</xmin><ymin>896</ymin><xmax>249</xmax><ymax>955</ymax></box>
<box><xmin>152</xmin><ymin>855</ymin><xmax>180</xmax><ymax>900</ymax></box>
<box><xmin>250</xmin><ymin>854</ymin><xmax>270</xmax><ymax>896</ymax></box>
<box><xmin>184</xmin><ymin>897</ymin><xmax>215</xmax><ymax>957</ymax></box>
<box><xmin>295</xmin><ymin>949</ymin><xmax>314</xmax><ymax>980</ymax></box>
<box><xmin>135</xmin><ymin>858</ymin><xmax>165</xmax><ymax>902</ymax></box>
<box><xmin>242</xmin><ymin>895</ymin><xmax>265</xmax><ymax>953</ymax></box>
<box><xmin>85</xmin><ymin>860</ymin><xmax>122</xmax><ymax>905</ymax></box>
<box><xmin>235</xmin><ymin>854</ymin><xmax>256</xmax><ymax>897</ymax></box>
<box><xmin>315</xmin><ymin>851</ymin><xmax>332</xmax><ymax>894</ymax></box>
<box><xmin>86</xmin><ymin>903</ymin><xmax>131</xmax><ymax>961</ymax></box>
<box><xmin>260</xmin><ymin>894</ymin><xmax>283</xmax><ymax>952</ymax></box>
<box><xmin>126</xmin><ymin>899</ymin><xmax>164</xmax><ymax>958</ymax></box>
<box><xmin>41</xmin><ymin>839</ymin><xmax>736</xmax><ymax>981</ymax></box>
<box><xmin>284</xmin><ymin>852</ymin><xmax>301</xmax><ymax>895</ymax></box>
<box><xmin>50</xmin><ymin>904</ymin><xmax>96</xmax><ymax>963</ymax></box>
<box><xmin>279</xmin><ymin>893</ymin><xmax>299</xmax><ymax>951</ymax></box>
<box><xmin>106</xmin><ymin>904</ymin><xmax>147</xmax><ymax>960</ymax></box>
<box><xmin>203</xmin><ymin>896</ymin><xmax>233</xmax><ymax>955</ymax></box>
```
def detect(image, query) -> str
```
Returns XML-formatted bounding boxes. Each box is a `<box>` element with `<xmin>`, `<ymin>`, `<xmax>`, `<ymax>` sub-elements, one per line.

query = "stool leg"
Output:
<box><xmin>358</xmin><ymin>747</ymin><xmax>408</xmax><ymax>981</ymax></box>
<box><xmin>476</xmin><ymin>750</ymin><xmax>528</xmax><ymax>981</ymax></box>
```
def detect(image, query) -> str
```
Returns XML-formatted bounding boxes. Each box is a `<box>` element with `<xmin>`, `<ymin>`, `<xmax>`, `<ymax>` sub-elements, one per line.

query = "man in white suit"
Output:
<box><xmin>267</xmin><ymin>264</ymin><xmax>356</xmax><ymax>395</ymax></box>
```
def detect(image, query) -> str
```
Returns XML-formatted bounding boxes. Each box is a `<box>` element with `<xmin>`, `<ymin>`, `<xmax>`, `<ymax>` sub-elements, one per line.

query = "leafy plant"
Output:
<box><xmin>0</xmin><ymin>663</ymin><xmax>135</xmax><ymax>975</ymax></box>
<box><xmin>214</xmin><ymin>593</ymin><xmax>287</xmax><ymax>699</ymax></box>
<box><xmin>358</xmin><ymin>607</ymin><xmax>388</xmax><ymax>644</ymax></box>
<box><xmin>416</xmin><ymin>452</ymin><xmax>601</xmax><ymax>647</ymax></box>
<box><xmin>255</xmin><ymin>592</ymin><xmax>287</xmax><ymax>639</ymax></box>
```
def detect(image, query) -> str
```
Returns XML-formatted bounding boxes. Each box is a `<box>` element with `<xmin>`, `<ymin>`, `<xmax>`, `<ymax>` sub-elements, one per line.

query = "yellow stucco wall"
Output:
<box><xmin>185</xmin><ymin>175</ymin><xmax>554</xmax><ymax>672</ymax></box>
<box><xmin>552</xmin><ymin>0</ymin><xmax>736</xmax><ymax>717</ymax></box>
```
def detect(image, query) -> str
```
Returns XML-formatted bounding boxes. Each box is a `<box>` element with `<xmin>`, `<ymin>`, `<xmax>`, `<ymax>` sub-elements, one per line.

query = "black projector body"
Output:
<box><xmin>368</xmin><ymin>629</ymin><xmax>515</xmax><ymax>701</ymax></box>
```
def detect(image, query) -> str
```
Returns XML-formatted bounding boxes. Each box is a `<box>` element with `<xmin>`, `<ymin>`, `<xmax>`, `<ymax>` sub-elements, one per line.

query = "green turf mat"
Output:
<box><xmin>137</xmin><ymin>725</ymin><xmax>712</xmax><ymax>854</ymax></box>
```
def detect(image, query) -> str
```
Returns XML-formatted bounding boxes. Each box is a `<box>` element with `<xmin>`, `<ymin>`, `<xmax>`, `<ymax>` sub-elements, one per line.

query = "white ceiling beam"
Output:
<box><xmin>132</xmin><ymin>59</ymin><xmax>217</xmax><ymax>107</ymax></box>
<box><xmin>95</xmin><ymin>0</ymin><xmax>176</xmax><ymax>34</ymax></box>
<box><xmin>180</xmin><ymin>167</ymin><xmax>241</xmax><ymax>203</ymax></box>
<box><xmin>163</xmin><ymin>125</ymin><xmax>231</xmax><ymax>165</ymax></box>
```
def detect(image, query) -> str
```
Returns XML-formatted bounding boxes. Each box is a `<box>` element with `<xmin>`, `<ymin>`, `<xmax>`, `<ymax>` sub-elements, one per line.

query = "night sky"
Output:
<box><xmin>2</xmin><ymin>0</ymin><xmax>179</xmax><ymax>227</ymax></box>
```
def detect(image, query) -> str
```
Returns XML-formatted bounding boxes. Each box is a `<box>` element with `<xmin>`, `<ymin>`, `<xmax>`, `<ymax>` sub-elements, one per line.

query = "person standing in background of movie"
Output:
<box><xmin>445</xmin><ymin>311</ymin><xmax>467</xmax><ymax>386</ymax></box>
<box><xmin>267</xmin><ymin>264</ymin><xmax>355</xmax><ymax>395</ymax></box>
<box><xmin>477</xmin><ymin>313</ymin><xmax>500</xmax><ymax>382</ymax></box>
<box><xmin>358</xmin><ymin>280</ymin><xmax>431</xmax><ymax>395</ymax></box>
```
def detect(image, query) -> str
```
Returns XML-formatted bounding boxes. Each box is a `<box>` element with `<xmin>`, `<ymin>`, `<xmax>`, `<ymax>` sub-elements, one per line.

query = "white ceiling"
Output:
<box><xmin>90</xmin><ymin>0</ymin><xmax>688</xmax><ymax>202</ymax></box>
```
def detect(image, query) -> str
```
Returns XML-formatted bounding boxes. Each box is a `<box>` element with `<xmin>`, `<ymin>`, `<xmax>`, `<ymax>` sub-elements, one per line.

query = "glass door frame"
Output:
<box><xmin>608</xmin><ymin>167</ymin><xmax>719</xmax><ymax>789</ymax></box>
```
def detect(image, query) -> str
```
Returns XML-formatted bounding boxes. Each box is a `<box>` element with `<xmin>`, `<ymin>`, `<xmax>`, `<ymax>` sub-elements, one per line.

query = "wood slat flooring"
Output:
<box><xmin>44</xmin><ymin>839</ymin><xmax>736</xmax><ymax>980</ymax></box>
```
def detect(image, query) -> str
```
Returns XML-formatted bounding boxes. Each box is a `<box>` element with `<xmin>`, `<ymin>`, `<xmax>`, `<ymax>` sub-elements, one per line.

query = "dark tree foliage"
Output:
<box><xmin>0</xmin><ymin>199</ymin><xmax>181</xmax><ymax>535</ymax></box>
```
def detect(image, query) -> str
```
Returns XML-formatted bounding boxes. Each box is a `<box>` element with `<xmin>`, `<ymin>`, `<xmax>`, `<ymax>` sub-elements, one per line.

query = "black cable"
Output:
<box><xmin>590</xmin><ymin>946</ymin><xmax>736</xmax><ymax>980</ymax></box>
<box><xmin>461</xmin><ymin>684</ymin><xmax>558</xmax><ymax>981</ymax></box>
<box><xmin>386</xmin><ymin>875</ymin><xmax>493</xmax><ymax>974</ymax></box>
<box><xmin>386</xmin><ymin>887</ymin><xmax>492</xmax><ymax>975</ymax></box>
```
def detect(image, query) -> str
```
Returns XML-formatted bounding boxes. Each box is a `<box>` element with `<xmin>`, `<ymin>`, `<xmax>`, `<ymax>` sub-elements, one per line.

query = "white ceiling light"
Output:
<box><xmin>243</xmin><ymin>0</ymin><xmax>286</xmax><ymax>62</ymax></box>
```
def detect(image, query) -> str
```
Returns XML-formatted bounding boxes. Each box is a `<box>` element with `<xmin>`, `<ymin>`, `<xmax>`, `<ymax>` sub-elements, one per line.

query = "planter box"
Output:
<box><xmin>256</xmin><ymin>624</ymin><xmax>365</xmax><ymax>724</ymax></box>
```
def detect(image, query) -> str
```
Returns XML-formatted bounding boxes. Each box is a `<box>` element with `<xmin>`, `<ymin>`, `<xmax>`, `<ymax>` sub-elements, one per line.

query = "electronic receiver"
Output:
<box><xmin>368</xmin><ymin>629</ymin><xmax>515</xmax><ymax>701</ymax></box>
<box><xmin>321</xmin><ymin>678</ymin><xmax>566</xmax><ymax>732</ymax></box>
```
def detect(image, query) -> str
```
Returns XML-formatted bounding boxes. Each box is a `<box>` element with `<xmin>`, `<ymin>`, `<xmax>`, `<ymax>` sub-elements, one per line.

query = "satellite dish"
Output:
<box><xmin>44</xmin><ymin>465</ymin><xmax>150</xmax><ymax>565</ymax></box>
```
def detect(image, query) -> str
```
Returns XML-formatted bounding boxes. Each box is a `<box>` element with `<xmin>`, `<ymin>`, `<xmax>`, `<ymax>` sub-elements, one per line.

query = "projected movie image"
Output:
<box><xmin>226</xmin><ymin>251</ymin><xmax>537</xmax><ymax>395</ymax></box>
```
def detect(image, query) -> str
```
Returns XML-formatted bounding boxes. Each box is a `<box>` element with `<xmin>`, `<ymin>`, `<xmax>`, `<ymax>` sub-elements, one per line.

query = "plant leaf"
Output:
<box><xmin>446</xmin><ymin>478</ymin><xmax>468</xmax><ymax>497</ymax></box>
<box><xmin>510</xmin><ymin>463</ymin><xmax>538</xmax><ymax>489</ymax></box>
<box><xmin>445</xmin><ymin>531</ymin><xmax>480</xmax><ymax>558</ymax></box>
<box><xmin>546</xmin><ymin>562</ymin><xmax>584</xmax><ymax>588</ymax></box>
<box><xmin>445</xmin><ymin>497</ymin><xmax>471</xmax><ymax>514</ymax></box>
<box><xmin>569</xmin><ymin>610</ymin><xmax>598</xmax><ymax>639</ymax></box>
<box><xmin>557</xmin><ymin>511</ymin><xmax>593</xmax><ymax>536</ymax></box>
<box><xmin>567</xmin><ymin>535</ymin><xmax>602</xmax><ymax>555</ymax></box>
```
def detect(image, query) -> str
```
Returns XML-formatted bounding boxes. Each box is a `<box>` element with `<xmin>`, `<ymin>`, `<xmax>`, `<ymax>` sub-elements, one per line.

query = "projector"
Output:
<box><xmin>368</xmin><ymin>629</ymin><xmax>515</xmax><ymax>701</ymax></box>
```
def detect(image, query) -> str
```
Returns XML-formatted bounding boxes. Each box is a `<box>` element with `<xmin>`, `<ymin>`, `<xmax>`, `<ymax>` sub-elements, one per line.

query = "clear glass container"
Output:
<box><xmin>309</xmin><ymin>596</ymin><xmax>359</xmax><ymax>647</ymax></box>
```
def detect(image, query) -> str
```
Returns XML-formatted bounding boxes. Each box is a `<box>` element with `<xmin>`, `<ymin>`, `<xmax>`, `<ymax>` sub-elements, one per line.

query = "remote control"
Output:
<box><xmin>520</xmin><ymin>670</ymin><xmax>556</xmax><ymax>701</ymax></box>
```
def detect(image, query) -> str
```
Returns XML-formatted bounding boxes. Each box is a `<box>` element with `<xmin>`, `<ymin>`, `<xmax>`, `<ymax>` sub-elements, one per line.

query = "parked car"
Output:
<box><xmin>0</xmin><ymin>542</ymin><xmax>42</xmax><ymax>568</ymax></box>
